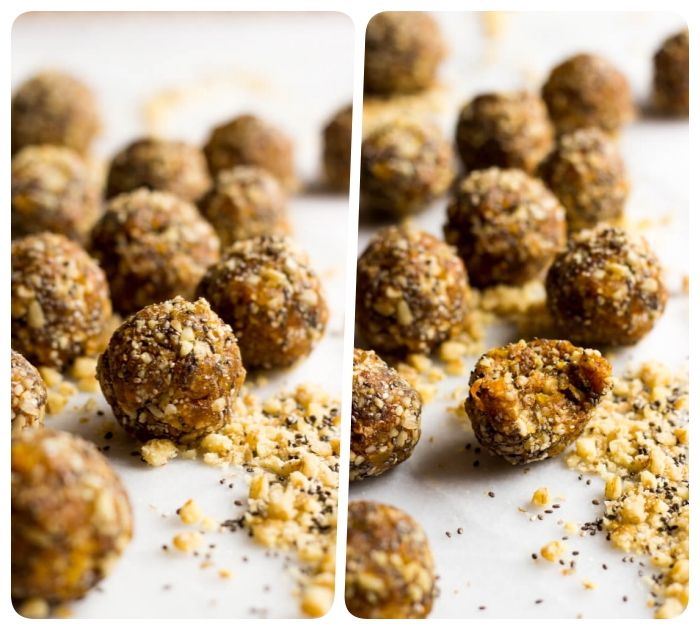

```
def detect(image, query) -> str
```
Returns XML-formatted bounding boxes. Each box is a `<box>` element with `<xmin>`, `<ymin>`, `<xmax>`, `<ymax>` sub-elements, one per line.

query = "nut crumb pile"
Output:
<box><xmin>566</xmin><ymin>361</ymin><xmax>689</xmax><ymax>619</ymax></box>
<box><xmin>141</xmin><ymin>383</ymin><xmax>340</xmax><ymax>618</ymax></box>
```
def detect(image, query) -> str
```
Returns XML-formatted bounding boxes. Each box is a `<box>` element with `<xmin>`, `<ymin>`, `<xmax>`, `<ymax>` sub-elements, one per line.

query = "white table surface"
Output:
<box><xmin>12</xmin><ymin>11</ymin><xmax>354</xmax><ymax>618</ymax></box>
<box><xmin>351</xmin><ymin>11</ymin><xmax>689</xmax><ymax>620</ymax></box>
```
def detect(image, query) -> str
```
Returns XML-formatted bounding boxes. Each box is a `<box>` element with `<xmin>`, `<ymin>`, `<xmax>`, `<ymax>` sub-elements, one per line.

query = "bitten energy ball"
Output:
<box><xmin>11</xmin><ymin>233</ymin><xmax>112</xmax><ymax>371</ymax></box>
<box><xmin>364</xmin><ymin>11</ymin><xmax>445</xmax><ymax>95</ymax></box>
<box><xmin>11</xmin><ymin>350</ymin><xmax>47</xmax><ymax>431</ymax></box>
<box><xmin>197</xmin><ymin>236</ymin><xmax>328</xmax><ymax>370</ymax></box>
<box><xmin>322</xmin><ymin>104</ymin><xmax>353</xmax><ymax>191</ymax></box>
<box><xmin>465</xmin><ymin>339</ymin><xmax>612</xmax><ymax>465</ymax></box>
<box><xmin>204</xmin><ymin>114</ymin><xmax>295</xmax><ymax>189</ymax></box>
<box><xmin>198</xmin><ymin>166</ymin><xmax>289</xmax><ymax>249</ymax></box>
<box><xmin>546</xmin><ymin>226</ymin><xmax>668</xmax><ymax>346</ymax></box>
<box><xmin>360</xmin><ymin>118</ymin><xmax>455</xmax><ymax>217</ymax></box>
<box><xmin>90</xmin><ymin>188</ymin><xmax>220</xmax><ymax>315</ymax></box>
<box><xmin>444</xmin><ymin>168</ymin><xmax>566</xmax><ymax>287</ymax></box>
<box><xmin>356</xmin><ymin>226</ymin><xmax>470</xmax><ymax>356</ymax></box>
<box><xmin>345</xmin><ymin>500</ymin><xmax>436</xmax><ymax>619</ymax></box>
<box><xmin>351</xmin><ymin>348</ymin><xmax>421</xmax><ymax>481</ymax></box>
<box><xmin>455</xmin><ymin>92</ymin><xmax>554</xmax><ymax>175</ymax></box>
<box><xmin>653</xmin><ymin>30</ymin><xmax>689</xmax><ymax>116</ymax></box>
<box><xmin>11</xmin><ymin>429</ymin><xmax>133</xmax><ymax>603</ymax></box>
<box><xmin>106</xmin><ymin>138</ymin><xmax>212</xmax><ymax>202</ymax></box>
<box><xmin>542</xmin><ymin>54</ymin><xmax>635</xmax><ymax>135</ymax></box>
<box><xmin>11</xmin><ymin>71</ymin><xmax>100</xmax><ymax>155</ymax></box>
<box><xmin>538</xmin><ymin>128</ymin><xmax>629</xmax><ymax>232</ymax></box>
<box><xmin>97</xmin><ymin>296</ymin><xmax>246</xmax><ymax>443</ymax></box>
<box><xmin>11</xmin><ymin>145</ymin><xmax>101</xmax><ymax>243</ymax></box>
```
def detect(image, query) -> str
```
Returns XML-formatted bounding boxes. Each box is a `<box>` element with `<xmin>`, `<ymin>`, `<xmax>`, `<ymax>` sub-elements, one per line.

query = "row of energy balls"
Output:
<box><xmin>346</xmin><ymin>12</ymin><xmax>686</xmax><ymax>619</ymax></box>
<box><xmin>10</xmin><ymin>70</ymin><xmax>350</xmax><ymax>614</ymax></box>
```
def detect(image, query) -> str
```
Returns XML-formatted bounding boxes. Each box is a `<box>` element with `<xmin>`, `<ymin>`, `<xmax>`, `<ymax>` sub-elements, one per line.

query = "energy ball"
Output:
<box><xmin>11</xmin><ymin>145</ymin><xmax>101</xmax><ymax>243</ymax></box>
<box><xmin>455</xmin><ymin>91</ymin><xmax>554</xmax><ymax>175</ymax></box>
<box><xmin>546</xmin><ymin>226</ymin><xmax>668</xmax><ymax>346</ymax></box>
<box><xmin>542</xmin><ymin>54</ymin><xmax>635</xmax><ymax>136</ymax></box>
<box><xmin>97</xmin><ymin>296</ymin><xmax>246</xmax><ymax>444</ymax></box>
<box><xmin>360</xmin><ymin>118</ymin><xmax>455</xmax><ymax>217</ymax></box>
<box><xmin>106</xmin><ymin>137</ymin><xmax>212</xmax><ymax>202</ymax></box>
<box><xmin>11</xmin><ymin>428</ymin><xmax>133</xmax><ymax>603</ymax></box>
<box><xmin>351</xmin><ymin>348</ymin><xmax>421</xmax><ymax>481</ymax></box>
<box><xmin>465</xmin><ymin>339</ymin><xmax>612</xmax><ymax>465</ymax></box>
<box><xmin>198</xmin><ymin>166</ymin><xmax>289</xmax><ymax>249</ymax></box>
<box><xmin>11</xmin><ymin>233</ymin><xmax>112</xmax><ymax>371</ymax></box>
<box><xmin>346</xmin><ymin>500</ymin><xmax>436</xmax><ymax>619</ymax></box>
<box><xmin>653</xmin><ymin>30</ymin><xmax>689</xmax><ymax>116</ymax></box>
<box><xmin>322</xmin><ymin>104</ymin><xmax>353</xmax><ymax>191</ymax></box>
<box><xmin>90</xmin><ymin>188</ymin><xmax>220</xmax><ymax>316</ymax></box>
<box><xmin>197</xmin><ymin>236</ymin><xmax>328</xmax><ymax>371</ymax></box>
<box><xmin>11</xmin><ymin>350</ymin><xmax>47</xmax><ymax>431</ymax></box>
<box><xmin>11</xmin><ymin>71</ymin><xmax>100</xmax><ymax>156</ymax></box>
<box><xmin>443</xmin><ymin>168</ymin><xmax>566</xmax><ymax>288</ymax></box>
<box><xmin>356</xmin><ymin>226</ymin><xmax>470</xmax><ymax>356</ymax></box>
<box><xmin>203</xmin><ymin>114</ymin><xmax>295</xmax><ymax>190</ymax></box>
<box><xmin>364</xmin><ymin>11</ymin><xmax>445</xmax><ymax>95</ymax></box>
<box><xmin>538</xmin><ymin>128</ymin><xmax>629</xmax><ymax>232</ymax></box>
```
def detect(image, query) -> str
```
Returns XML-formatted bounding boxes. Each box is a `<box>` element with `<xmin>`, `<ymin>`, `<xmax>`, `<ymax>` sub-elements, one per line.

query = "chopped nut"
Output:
<box><xmin>532</xmin><ymin>487</ymin><xmax>552</xmax><ymax>507</ymax></box>
<box><xmin>141</xmin><ymin>439</ymin><xmax>178</xmax><ymax>467</ymax></box>
<box><xmin>179</xmin><ymin>499</ymin><xmax>203</xmax><ymax>525</ymax></box>
<box><xmin>541</xmin><ymin>540</ymin><xmax>567</xmax><ymax>562</ymax></box>
<box><xmin>173</xmin><ymin>531</ymin><xmax>203</xmax><ymax>552</ymax></box>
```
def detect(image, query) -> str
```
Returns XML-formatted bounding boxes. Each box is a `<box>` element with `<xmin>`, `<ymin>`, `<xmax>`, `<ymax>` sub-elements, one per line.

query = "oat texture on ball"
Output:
<box><xmin>444</xmin><ymin>168</ymin><xmax>566</xmax><ymax>287</ymax></box>
<box><xmin>364</xmin><ymin>12</ymin><xmax>445</xmax><ymax>95</ymax></box>
<box><xmin>197</xmin><ymin>235</ymin><xmax>328</xmax><ymax>371</ymax></box>
<box><xmin>106</xmin><ymin>137</ymin><xmax>212</xmax><ymax>202</ymax></box>
<box><xmin>11</xmin><ymin>145</ymin><xmax>101</xmax><ymax>243</ymax></box>
<box><xmin>90</xmin><ymin>188</ymin><xmax>220</xmax><ymax>315</ymax></box>
<box><xmin>11</xmin><ymin>350</ymin><xmax>48</xmax><ymax>431</ymax></box>
<box><xmin>322</xmin><ymin>104</ymin><xmax>353</xmax><ymax>191</ymax></box>
<box><xmin>11</xmin><ymin>232</ymin><xmax>112</xmax><ymax>371</ymax></box>
<box><xmin>11</xmin><ymin>429</ymin><xmax>133</xmax><ymax>604</ymax></box>
<box><xmin>542</xmin><ymin>53</ymin><xmax>636</xmax><ymax>135</ymax></box>
<box><xmin>203</xmin><ymin>114</ymin><xmax>295</xmax><ymax>189</ymax></box>
<box><xmin>465</xmin><ymin>339</ymin><xmax>613</xmax><ymax>465</ymax></box>
<box><xmin>360</xmin><ymin>117</ymin><xmax>455</xmax><ymax>217</ymax></box>
<box><xmin>345</xmin><ymin>500</ymin><xmax>437</xmax><ymax>619</ymax></box>
<box><xmin>455</xmin><ymin>92</ymin><xmax>554</xmax><ymax>175</ymax></box>
<box><xmin>198</xmin><ymin>166</ymin><xmax>290</xmax><ymax>248</ymax></box>
<box><xmin>351</xmin><ymin>348</ymin><xmax>422</xmax><ymax>481</ymax></box>
<box><xmin>356</xmin><ymin>226</ymin><xmax>470</xmax><ymax>356</ymax></box>
<box><xmin>546</xmin><ymin>226</ymin><xmax>668</xmax><ymax>346</ymax></box>
<box><xmin>538</xmin><ymin>128</ymin><xmax>629</xmax><ymax>233</ymax></box>
<box><xmin>11</xmin><ymin>71</ymin><xmax>100</xmax><ymax>156</ymax></box>
<box><xmin>98</xmin><ymin>296</ymin><xmax>246</xmax><ymax>444</ymax></box>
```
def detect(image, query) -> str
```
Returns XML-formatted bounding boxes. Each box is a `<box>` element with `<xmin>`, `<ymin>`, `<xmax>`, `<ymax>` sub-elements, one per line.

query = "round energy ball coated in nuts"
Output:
<box><xmin>11</xmin><ymin>428</ymin><xmax>133</xmax><ymax>603</ymax></box>
<box><xmin>443</xmin><ymin>168</ymin><xmax>566</xmax><ymax>288</ymax></box>
<box><xmin>203</xmin><ymin>114</ymin><xmax>295</xmax><ymax>189</ymax></box>
<box><xmin>546</xmin><ymin>226</ymin><xmax>668</xmax><ymax>347</ymax></box>
<box><xmin>455</xmin><ymin>92</ymin><xmax>554</xmax><ymax>175</ymax></box>
<box><xmin>542</xmin><ymin>54</ymin><xmax>635</xmax><ymax>135</ymax></box>
<box><xmin>351</xmin><ymin>348</ymin><xmax>422</xmax><ymax>481</ymax></box>
<box><xmin>345</xmin><ymin>500</ymin><xmax>436</xmax><ymax>619</ymax></box>
<box><xmin>11</xmin><ymin>350</ymin><xmax>47</xmax><ymax>431</ymax></box>
<box><xmin>653</xmin><ymin>30</ymin><xmax>689</xmax><ymax>116</ymax></box>
<box><xmin>197</xmin><ymin>236</ymin><xmax>328</xmax><ymax>371</ymax></box>
<box><xmin>364</xmin><ymin>11</ymin><xmax>445</xmax><ymax>95</ymax></box>
<box><xmin>356</xmin><ymin>226</ymin><xmax>470</xmax><ymax>356</ymax></box>
<box><xmin>538</xmin><ymin>128</ymin><xmax>629</xmax><ymax>233</ymax></box>
<box><xmin>106</xmin><ymin>138</ymin><xmax>212</xmax><ymax>202</ymax></box>
<box><xmin>465</xmin><ymin>339</ymin><xmax>613</xmax><ymax>465</ymax></box>
<box><xmin>11</xmin><ymin>233</ymin><xmax>112</xmax><ymax>371</ymax></box>
<box><xmin>322</xmin><ymin>104</ymin><xmax>353</xmax><ymax>191</ymax></box>
<box><xmin>198</xmin><ymin>166</ymin><xmax>290</xmax><ymax>249</ymax></box>
<box><xmin>360</xmin><ymin>118</ymin><xmax>455</xmax><ymax>217</ymax></box>
<box><xmin>97</xmin><ymin>296</ymin><xmax>246</xmax><ymax>444</ymax></box>
<box><xmin>11</xmin><ymin>71</ymin><xmax>100</xmax><ymax>156</ymax></box>
<box><xmin>89</xmin><ymin>188</ymin><xmax>220</xmax><ymax>316</ymax></box>
<box><xmin>11</xmin><ymin>145</ymin><xmax>101</xmax><ymax>243</ymax></box>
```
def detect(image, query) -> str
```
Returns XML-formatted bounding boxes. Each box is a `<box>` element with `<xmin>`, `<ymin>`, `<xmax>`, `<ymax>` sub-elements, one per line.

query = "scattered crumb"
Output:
<box><xmin>582</xmin><ymin>580</ymin><xmax>597</xmax><ymax>590</ymax></box>
<box><xmin>17</xmin><ymin>597</ymin><xmax>49</xmax><ymax>619</ymax></box>
<box><xmin>38</xmin><ymin>366</ymin><xmax>63</xmax><ymax>387</ymax></box>
<box><xmin>532</xmin><ymin>487</ymin><xmax>552</xmax><ymax>507</ymax></box>
<box><xmin>218</xmin><ymin>568</ymin><xmax>233</xmax><ymax>579</ymax></box>
<box><xmin>178</xmin><ymin>499</ymin><xmax>203</xmax><ymax>525</ymax></box>
<box><xmin>541</xmin><ymin>540</ymin><xmax>567</xmax><ymax>562</ymax></box>
<box><xmin>141</xmin><ymin>439</ymin><xmax>178</xmax><ymax>467</ymax></box>
<box><xmin>173</xmin><ymin>531</ymin><xmax>203</xmax><ymax>553</ymax></box>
